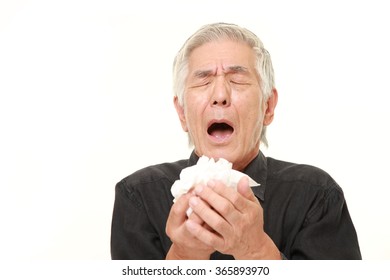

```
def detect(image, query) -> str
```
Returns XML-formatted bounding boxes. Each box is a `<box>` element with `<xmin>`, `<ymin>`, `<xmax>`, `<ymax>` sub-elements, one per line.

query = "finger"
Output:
<box><xmin>167</xmin><ymin>192</ymin><xmax>191</xmax><ymax>227</ymax></box>
<box><xmin>193</xmin><ymin>183</ymin><xmax>240</xmax><ymax>224</ymax></box>
<box><xmin>200</xmin><ymin>180</ymin><xmax>250</xmax><ymax>214</ymax></box>
<box><xmin>236</xmin><ymin>176</ymin><xmax>258</xmax><ymax>203</ymax></box>
<box><xmin>188</xmin><ymin>195</ymin><xmax>230</xmax><ymax>235</ymax></box>
<box><xmin>185</xmin><ymin>219</ymin><xmax>224</xmax><ymax>248</ymax></box>
<box><xmin>188</xmin><ymin>209</ymin><xmax>204</xmax><ymax>225</ymax></box>
<box><xmin>188</xmin><ymin>201</ymin><xmax>214</xmax><ymax>231</ymax></box>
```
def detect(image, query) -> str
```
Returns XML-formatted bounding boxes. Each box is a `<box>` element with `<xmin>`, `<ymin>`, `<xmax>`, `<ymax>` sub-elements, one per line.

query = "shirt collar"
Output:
<box><xmin>188</xmin><ymin>150</ymin><xmax>199</xmax><ymax>166</ymax></box>
<box><xmin>242</xmin><ymin>151</ymin><xmax>266</xmax><ymax>202</ymax></box>
<box><xmin>188</xmin><ymin>150</ymin><xmax>266</xmax><ymax>201</ymax></box>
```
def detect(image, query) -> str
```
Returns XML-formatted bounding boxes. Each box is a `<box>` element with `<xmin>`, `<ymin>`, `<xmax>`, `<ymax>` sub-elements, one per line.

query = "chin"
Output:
<box><xmin>202</xmin><ymin>148</ymin><xmax>237</xmax><ymax>162</ymax></box>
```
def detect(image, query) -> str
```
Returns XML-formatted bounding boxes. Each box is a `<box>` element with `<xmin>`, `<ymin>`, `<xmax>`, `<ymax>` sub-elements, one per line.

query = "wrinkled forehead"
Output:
<box><xmin>192</xmin><ymin>65</ymin><xmax>250</xmax><ymax>78</ymax></box>
<box><xmin>188</xmin><ymin>40</ymin><xmax>257</xmax><ymax>72</ymax></box>
<box><xmin>186</xmin><ymin>39</ymin><xmax>259</xmax><ymax>82</ymax></box>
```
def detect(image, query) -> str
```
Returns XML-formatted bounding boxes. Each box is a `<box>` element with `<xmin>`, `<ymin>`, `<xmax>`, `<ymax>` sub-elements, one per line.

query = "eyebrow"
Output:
<box><xmin>192</xmin><ymin>65</ymin><xmax>249</xmax><ymax>79</ymax></box>
<box><xmin>225</xmin><ymin>65</ymin><xmax>249</xmax><ymax>74</ymax></box>
<box><xmin>193</xmin><ymin>69</ymin><xmax>214</xmax><ymax>78</ymax></box>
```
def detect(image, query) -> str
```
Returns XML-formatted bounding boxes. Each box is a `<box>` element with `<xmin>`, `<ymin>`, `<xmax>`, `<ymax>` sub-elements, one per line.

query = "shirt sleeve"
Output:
<box><xmin>110</xmin><ymin>180</ymin><xmax>166</xmax><ymax>260</ymax></box>
<box><xmin>289</xmin><ymin>185</ymin><xmax>362</xmax><ymax>259</ymax></box>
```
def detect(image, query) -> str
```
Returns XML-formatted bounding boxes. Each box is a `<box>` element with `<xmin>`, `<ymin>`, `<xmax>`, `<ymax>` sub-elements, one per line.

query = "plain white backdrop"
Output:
<box><xmin>0</xmin><ymin>0</ymin><xmax>389</xmax><ymax>260</ymax></box>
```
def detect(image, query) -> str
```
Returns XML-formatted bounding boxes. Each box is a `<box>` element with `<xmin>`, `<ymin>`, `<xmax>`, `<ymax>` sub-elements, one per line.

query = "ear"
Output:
<box><xmin>173</xmin><ymin>96</ymin><xmax>188</xmax><ymax>132</ymax></box>
<box><xmin>263</xmin><ymin>88</ymin><xmax>278</xmax><ymax>126</ymax></box>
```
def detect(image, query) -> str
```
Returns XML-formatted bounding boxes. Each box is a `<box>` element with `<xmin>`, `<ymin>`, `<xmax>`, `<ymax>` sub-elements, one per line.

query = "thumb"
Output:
<box><xmin>237</xmin><ymin>176</ymin><xmax>256</xmax><ymax>202</ymax></box>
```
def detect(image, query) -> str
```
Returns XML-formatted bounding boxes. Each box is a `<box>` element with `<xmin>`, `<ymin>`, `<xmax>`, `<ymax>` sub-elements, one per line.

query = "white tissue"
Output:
<box><xmin>171</xmin><ymin>156</ymin><xmax>259</xmax><ymax>204</ymax></box>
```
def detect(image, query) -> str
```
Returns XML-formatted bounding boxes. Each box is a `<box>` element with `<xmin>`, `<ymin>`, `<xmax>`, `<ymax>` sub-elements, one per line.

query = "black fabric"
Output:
<box><xmin>111</xmin><ymin>151</ymin><xmax>361</xmax><ymax>260</ymax></box>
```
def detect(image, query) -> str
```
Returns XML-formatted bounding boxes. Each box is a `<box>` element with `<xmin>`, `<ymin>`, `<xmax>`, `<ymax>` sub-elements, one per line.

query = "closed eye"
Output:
<box><xmin>230</xmin><ymin>80</ymin><xmax>250</xmax><ymax>85</ymax></box>
<box><xmin>190</xmin><ymin>81</ymin><xmax>211</xmax><ymax>88</ymax></box>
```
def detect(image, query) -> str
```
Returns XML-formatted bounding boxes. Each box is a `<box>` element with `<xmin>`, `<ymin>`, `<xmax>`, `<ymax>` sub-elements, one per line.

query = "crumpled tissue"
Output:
<box><xmin>171</xmin><ymin>156</ymin><xmax>259</xmax><ymax>215</ymax></box>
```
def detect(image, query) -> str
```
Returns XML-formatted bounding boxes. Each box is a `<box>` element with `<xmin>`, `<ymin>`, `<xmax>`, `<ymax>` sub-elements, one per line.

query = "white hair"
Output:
<box><xmin>172</xmin><ymin>22</ymin><xmax>275</xmax><ymax>146</ymax></box>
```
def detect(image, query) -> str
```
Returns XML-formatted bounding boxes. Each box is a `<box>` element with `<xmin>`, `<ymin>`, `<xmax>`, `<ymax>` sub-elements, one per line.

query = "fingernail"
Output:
<box><xmin>207</xmin><ymin>180</ymin><xmax>216</xmax><ymax>188</ymax></box>
<box><xmin>186</xmin><ymin>207</ymin><xmax>193</xmax><ymax>217</ymax></box>
<box><xmin>195</xmin><ymin>184</ymin><xmax>203</xmax><ymax>194</ymax></box>
<box><xmin>189</xmin><ymin>196</ymin><xmax>199</xmax><ymax>207</ymax></box>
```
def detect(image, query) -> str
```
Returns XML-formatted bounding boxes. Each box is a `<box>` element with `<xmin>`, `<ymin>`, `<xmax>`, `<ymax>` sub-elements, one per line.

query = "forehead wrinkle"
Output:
<box><xmin>223</xmin><ymin>65</ymin><xmax>249</xmax><ymax>74</ymax></box>
<box><xmin>193</xmin><ymin>65</ymin><xmax>249</xmax><ymax>79</ymax></box>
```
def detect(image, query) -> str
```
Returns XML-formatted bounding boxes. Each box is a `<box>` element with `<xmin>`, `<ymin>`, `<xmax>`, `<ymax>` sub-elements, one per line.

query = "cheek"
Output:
<box><xmin>237</xmin><ymin>93</ymin><xmax>264</xmax><ymax>118</ymax></box>
<box><xmin>183</xmin><ymin>97</ymin><xmax>204</xmax><ymax>130</ymax></box>
<box><xmin>185</xmin><ymin>93</ymin><xmax>208</xmax><ymax>114</ymax></box>
<box><xmin>239</xmin><ymin>98</ymin><xmax>265</xmax><ymax>137</ymax></box>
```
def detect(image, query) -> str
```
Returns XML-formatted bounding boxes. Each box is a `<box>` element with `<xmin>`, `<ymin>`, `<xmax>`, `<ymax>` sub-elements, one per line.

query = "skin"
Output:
<box><xmin>166</xmin><ymin>39</ymin><xmax>279</xmax><ymax>260</ymax></box>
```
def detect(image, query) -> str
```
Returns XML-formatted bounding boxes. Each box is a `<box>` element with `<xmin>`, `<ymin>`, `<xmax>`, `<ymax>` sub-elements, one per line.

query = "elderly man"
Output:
<box><xmin>111</xmin><ymin>23</ymin><xmax>361</xmax><ymax>260</ymax></box>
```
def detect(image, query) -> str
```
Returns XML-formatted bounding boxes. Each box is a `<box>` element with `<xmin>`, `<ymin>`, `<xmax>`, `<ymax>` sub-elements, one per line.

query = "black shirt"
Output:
<box><xmin>111</xmin><ymin>151</ymin><xmax>361</xmax><ymax>259</ymax></box>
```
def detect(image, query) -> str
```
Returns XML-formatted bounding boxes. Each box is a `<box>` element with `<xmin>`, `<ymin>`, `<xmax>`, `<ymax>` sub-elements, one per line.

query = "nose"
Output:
<box><xmin>211</xmin><ymin>76</ymin><xmax>231</xmax><ymax>107</ymax></box>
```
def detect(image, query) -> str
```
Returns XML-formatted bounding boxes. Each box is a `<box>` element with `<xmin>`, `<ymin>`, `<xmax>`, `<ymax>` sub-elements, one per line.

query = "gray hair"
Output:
<box><xmin>172</xmin><ymin>22</ymin><xmax>275</xmax><ymax>146</ymax></box>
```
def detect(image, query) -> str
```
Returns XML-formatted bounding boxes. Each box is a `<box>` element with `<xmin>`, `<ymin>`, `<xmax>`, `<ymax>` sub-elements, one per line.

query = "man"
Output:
<box><xmin>111</xmin><ymin>23</ymin><xmax>361</xmax><ymax>260</ymax></box>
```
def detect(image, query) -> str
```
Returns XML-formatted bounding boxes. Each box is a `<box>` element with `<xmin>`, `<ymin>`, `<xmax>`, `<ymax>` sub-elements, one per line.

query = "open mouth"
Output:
<box><xmin>207</xmin><ymin>122</ymin><xmax>234</xmax><ymax>140</ymax></box>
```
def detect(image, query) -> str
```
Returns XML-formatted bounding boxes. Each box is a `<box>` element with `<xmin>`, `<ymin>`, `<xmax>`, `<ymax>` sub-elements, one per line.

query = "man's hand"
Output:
<box><xmin>185</xmin><ymin>176</ymin><xmax>281</xmax><ymax>259</ymax></box>
<box><xmin>165</xmin><ymin>190</ymin><xmax>215</xmax><ymax>259</ymax></box>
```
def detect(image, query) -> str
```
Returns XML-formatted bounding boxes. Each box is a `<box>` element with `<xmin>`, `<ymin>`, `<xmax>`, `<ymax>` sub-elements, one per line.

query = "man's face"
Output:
<box><xmin>175</xmin><ymin>39</ymin><xmax>276</xmax><ymax>170</ymax></box>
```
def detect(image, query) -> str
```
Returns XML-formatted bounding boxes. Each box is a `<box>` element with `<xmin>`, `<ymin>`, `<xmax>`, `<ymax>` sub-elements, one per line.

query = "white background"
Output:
<box><xmin>0</xmin><ymin>0</ymin><xmax>389</xmax><ymax>260</ymax></box>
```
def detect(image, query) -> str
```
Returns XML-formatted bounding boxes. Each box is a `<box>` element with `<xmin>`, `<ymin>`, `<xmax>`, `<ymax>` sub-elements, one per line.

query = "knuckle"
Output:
<box><xmin>221</xmin><ymin>239</ymin><xmax>234</xmax><ymax>253</ymax></box>
<box><xmin>231</xmin><ymin>192</ymin><xmax>241</xmax><ymax>206</ymax></box>
<box><xmin>171</xmin><ymin>204</ymin><xmax>182</xmax><ymax>216</ymax></box>
<box><xmin>203</xmin><ymin>234</ymin><xmax>214</xmax><ymax>247</ymax></box>
<box><xmin>165</xmin><ymin>224</ymin><xmax>173</xmax><ymax>237</ymax></box>
<box><xmin>213</xmin><ymin>218</ymin><xmax>227</xmax><ymax>233</ymax></box>
<box><xmin>214</xmin><ymin>219</ymin><xmax>224</xmax><ymax>229</ymax></box>
<box><xmin>218</xmin><ymin>202</ymin><xmax>231</xmax><ymax>216</ymax></box>
<box><xmin>189</xmin><ymin>213</ymin><xmax>203</xmax><ymax>224</ymax></box>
